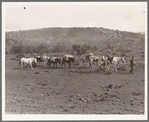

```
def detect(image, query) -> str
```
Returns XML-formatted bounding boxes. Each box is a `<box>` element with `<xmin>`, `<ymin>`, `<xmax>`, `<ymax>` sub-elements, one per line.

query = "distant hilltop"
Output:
<box><xmin>5</xmin><ymin>27</ymin><xmax>145</xmax><ymax>57</ymax></box>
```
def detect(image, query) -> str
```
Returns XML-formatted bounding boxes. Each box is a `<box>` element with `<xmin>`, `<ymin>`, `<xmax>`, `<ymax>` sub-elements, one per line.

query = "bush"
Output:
<box><xmin>80</xmin><ymin>44</ymin><xmax>91</xmax><ymax>54</ymax></box>
<box><xmin>72</xmin><ymin>44</ymin><xmax>81</xmax><ymax>55</ymax></box>
<box><xmin>120</xmin><ymin>52</ymin><xmax>127</xmax><ymax>56</ymax></box>
<box><xmin>51</xmin><ymin>44</ymin><xmax>64</xmax><ymax>53</ymax></box>
<box><xmin>72</xmin><ymin>44</ymin><xmax>92</xmax><ymax>55</ymax></box>
<box><xmin>10</xmin><ymin>43</ymin><xmax>24</xmax><ymax>54</ymax></box>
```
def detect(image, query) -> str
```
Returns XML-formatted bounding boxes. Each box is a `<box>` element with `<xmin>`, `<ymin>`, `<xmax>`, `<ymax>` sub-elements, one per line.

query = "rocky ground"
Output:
<box><xmin>5</xmin><ymin>55</ymin><xmax>145</xmax><ymax>114</ymax></box>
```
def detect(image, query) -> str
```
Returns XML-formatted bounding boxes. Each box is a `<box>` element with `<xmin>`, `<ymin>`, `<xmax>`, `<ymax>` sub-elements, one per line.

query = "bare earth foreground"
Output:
<box><xmin>5</xmin><ymin>55</ymin><xmax>145</xmax><ymax>114</ymax></box>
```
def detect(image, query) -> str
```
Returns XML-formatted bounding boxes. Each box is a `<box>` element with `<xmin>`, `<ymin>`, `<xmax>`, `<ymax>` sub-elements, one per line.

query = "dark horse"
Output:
<box><xmin>62</xmin><ymin>56</ymin><xmax>75</xmax><ymax>68</ymax></box>
<box><xmin>47</xmin><ymin>57</ymin><xmax>61</xmax><ymax>68</ymax></box>
<box><xmin>34</xmin><ymin>56</ymin><xmax>43</xmax><ymax>65</ymax></box>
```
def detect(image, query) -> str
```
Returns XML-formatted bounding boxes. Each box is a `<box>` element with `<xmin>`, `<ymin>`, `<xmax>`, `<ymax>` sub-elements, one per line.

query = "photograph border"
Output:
<box><xmin>1</xmin><ymin>1</ymin><xmax>148</xmax><ymax>121</ymax></box>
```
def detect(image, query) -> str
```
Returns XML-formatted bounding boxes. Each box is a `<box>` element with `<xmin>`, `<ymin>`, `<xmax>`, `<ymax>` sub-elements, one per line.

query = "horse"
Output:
<box><xmin>19</xmin><ymin>58</ymin><xmax>37</xmax><ymax>70</ymax></box>
<box><xmin>35</xmin><ymin>56</ymin><xmax>43</xmax><ymax>64</ymax></box>
<box><xmin>88</xmin><ymin>55</ymin><xmax>103</xmax><ymax>70</ymax></box>
<box><xmin>101</xmin><ymin>55</ymin><xmax>114</xmax><ymax>71</ymax></box>
<box><xmin>80</xmin><ymin>53</ymin><xmax>94</xmax><ymax>66</ymax></box>
<box><xmin>47</xmin><ymin>57</ymin><xmax>61</xmax><ymax>68</ymax></box>
<box><xmin>62</xmin><ymin>55</ymin><xmax>75</xmax><ymax>68</ymax></box>
<box><xmin>35</xmin><ymin>55</ymin><xmax>49</xmax><ymax>67</ymax></box>
<box><xmin>105</xmin><ymin>56</ymin><xmax>125</xmax><ymax>72</ymax></box>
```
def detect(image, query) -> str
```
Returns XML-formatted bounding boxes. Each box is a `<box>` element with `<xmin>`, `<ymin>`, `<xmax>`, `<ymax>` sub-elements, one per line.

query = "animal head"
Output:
<box><xmin>34</xmin><ymin>58</ymin><xmax>37</xmax><ymax>64</ymax></box>
<box><xmin>121</xmin><ymin>57</ymin><xmax>125</xmax><ymax>63</ymax></box>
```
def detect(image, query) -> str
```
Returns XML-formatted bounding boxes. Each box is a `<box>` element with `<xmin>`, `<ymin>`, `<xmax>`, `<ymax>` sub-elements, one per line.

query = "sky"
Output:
<box><xmin>3</xmin><ymin>2</ymin><xmax>147</xmax><ymax>32</ymax></box>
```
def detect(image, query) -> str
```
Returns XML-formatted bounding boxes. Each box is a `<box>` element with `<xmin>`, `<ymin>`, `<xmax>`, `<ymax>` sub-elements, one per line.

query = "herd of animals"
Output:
<box><xmin>19</xmin><ymin>52</ymin><xmax>134</xmax><ymax>73</ymax></box>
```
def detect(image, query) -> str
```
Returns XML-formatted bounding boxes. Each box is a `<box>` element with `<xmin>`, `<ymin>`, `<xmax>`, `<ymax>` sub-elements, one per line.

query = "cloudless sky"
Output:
<box><xmin>3</xmin><ymin>2</ymin><xmax>147</xmax><ymax>32</ymax></box>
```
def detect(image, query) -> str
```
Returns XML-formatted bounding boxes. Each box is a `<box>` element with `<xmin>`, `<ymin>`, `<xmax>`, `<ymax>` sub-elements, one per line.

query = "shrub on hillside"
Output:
<box><xmin>51</xmin><ymin>44</ymin><xmax>65</xmax><ymax>53</ymax></box>
<box><xmin>36</xmin><ymin>43</ymin><xmax>49</xmax><ymax>54</ymax></box>
<box><xmin>72</xmin><ymin>44</ymin><xmax>92</xmax><ymax>55</ymax></box>
<box><xmin>80</xmin><ymin>44</ymin><xmax>91</xmax><ymax>54</ymax></box>
<box><xmin>23</xmin><ymin>45</ymin><xmax>35</xmax><ymax>54</ymax></box>
<box><xmin>120</xmin><ymin>52</ymin><xmax>127</xmax><ymax>57</ymax></box>
<box><xmin>72</xmin><ymin>44</ymin><xmax>81</xmax><ymax>55</ymax></box>
<box><xmin>10</xmin><ymin>43</ymin><xmax>24</xmax><ymax>54</ymax></box>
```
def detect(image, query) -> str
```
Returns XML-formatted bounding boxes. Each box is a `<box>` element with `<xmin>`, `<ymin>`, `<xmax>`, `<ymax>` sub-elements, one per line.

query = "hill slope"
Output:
<box><xmin>5</xmin><ymin>27</ymin><xmax>145</xmax><ymax>57</ymax></box>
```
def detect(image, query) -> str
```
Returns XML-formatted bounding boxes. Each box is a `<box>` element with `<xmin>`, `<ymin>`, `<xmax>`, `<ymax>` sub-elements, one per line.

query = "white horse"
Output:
<box><xmin>42</xmin><ymin>55</ymin><xmax>49</xmax><ymax>67</ymax></box>
<box><xmin>19</xmin><ymin>58</ymin><xmax>37</xmax><ymax>70</ymax></box>
<box><xmin>106</xmin><ymin>57</ymin><xmax>125</xmax><ymax>72</ymax></box>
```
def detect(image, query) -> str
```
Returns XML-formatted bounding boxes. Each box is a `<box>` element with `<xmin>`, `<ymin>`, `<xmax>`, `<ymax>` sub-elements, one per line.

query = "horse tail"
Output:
<box><xmin>19</xmin><ymin>61</ymin><xmax>21</xmax><ymax>65</ymax></box>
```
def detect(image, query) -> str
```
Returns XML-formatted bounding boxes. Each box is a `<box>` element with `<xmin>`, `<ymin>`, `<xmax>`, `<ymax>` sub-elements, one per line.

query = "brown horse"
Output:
<box><xmin>61</xmin><ymin>56</ymin><xmax>75</xmax><ymax>68</ymax></box>
<box><xmin>47</xmin><ymin>57</ymin><xmax>61</xmax><ymax>68</ymax></box>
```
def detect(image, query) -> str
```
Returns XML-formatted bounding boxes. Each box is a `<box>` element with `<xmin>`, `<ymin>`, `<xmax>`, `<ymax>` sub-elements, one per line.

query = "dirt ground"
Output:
<box><xmin>5</xmin><ymin>55</ymin><xmax>145</xmax><ymax>114</ymax></box>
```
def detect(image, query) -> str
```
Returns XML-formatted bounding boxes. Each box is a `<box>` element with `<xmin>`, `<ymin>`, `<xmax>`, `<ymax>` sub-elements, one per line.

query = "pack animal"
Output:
<box><xmin>81</xmin><ymin>53</ymin><xmax>94</xmax><ymax>66</ymax></box>
<box><xmin>105</xmin><ymin>56</ymin><xmax>125</xmax><ymax>72</ymax></box>
<box><xmin>19</xmin><ymin>58</ymin><xmax>37</xmax><ymax>70</ymax></box>
<box><xmin>88</xmin><ymin>55</ymin><xmax>103</xmax><ymax>70</ymax></box>
<box><xmin>62</xmin><ymin>55</ymin><xmax>75</xmax><ymax>68</ymax></box>
<box><xmin>47</xmin><ymin>57</ymin><xmax>61</xmax><ymax>68</ymax></box>
<box><xmin>101</xmin><ymin>55</ymin><xmax>114</xmax><ymax>71</ymax></box>
<box><xmin>35</xmin><ymin>55</ymin><xmax>49</xmax><ymax>67</ymax></box>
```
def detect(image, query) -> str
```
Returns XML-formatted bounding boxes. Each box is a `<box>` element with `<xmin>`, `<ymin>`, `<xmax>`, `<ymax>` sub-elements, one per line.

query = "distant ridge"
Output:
<box><xmin>5</xmin><ymin>27</ymin><xmax>145</xmax><ymax>57</ymax></box>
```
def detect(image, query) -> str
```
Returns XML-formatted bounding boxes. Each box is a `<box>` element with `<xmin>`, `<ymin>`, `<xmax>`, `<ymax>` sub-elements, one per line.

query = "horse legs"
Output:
<box><xmin>105</xmin><ymin>64</ymin><xmax>109</xmax><ymax>72</ymax></box>
<box><xmin>113</xmin><ymin>64</ymin><xmax>117</xmax><ymax>72</ymax></box>
<box><xmin>49</xmin><ymin>63</ymin><xmax>51</xmax><ymax>68</ymax></box>
<box><xmin>63</xmin><ymin>63</ymin><xmax>66</xmax><ymax>68</ymax></box>
<box><xmin>53</xmin><ymin>63</ymin><xmax>55</xmax><ymax>68</ymax></box>
<box><xmin>90</xmin><ymin>60</ymin><xmax>93</xmax><ymax>71</ymax></box>
<box><xmin>115</xmin><ymin>65</ymin><xmax>118</xmax><ymax>72</ymax></box>
<box><xmin>43</xmin><ymin>61</ymin><xmax>46</xmax><ymax>67</ymax></box>
<box><xmin>54</xmin><ymin>63</ymin><xmax>57</xmax><ymax>68</ymax></box>
<box><xmin>30</xmin><ymin>62</ymin><xmax>33</xmax><ymax>69</ymax></box>
<box><xmin>69</xmin><ymin>62</ymin><xmax>71</xmax><ymax>68</ymax></box>
<box><xmin>21</xmin><ymin>64</ymin><xmax>23</xmax><ymax>70</ymax></box>
<box><xmin>20</xmin><ymin>62</ymin><xmax>23</xmax><ymax>70</ymax></box>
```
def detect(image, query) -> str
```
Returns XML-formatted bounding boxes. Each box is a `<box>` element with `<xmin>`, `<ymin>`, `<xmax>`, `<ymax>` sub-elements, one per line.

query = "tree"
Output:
<box><xmin>72</xmin><ymin>44</ymin><xmax>81</xmax><ymax>55</ymax></box>
<box><xmin>81</xmin><ymin>44</ymin><xmax>91</xmax><ymax>54</ymax></box>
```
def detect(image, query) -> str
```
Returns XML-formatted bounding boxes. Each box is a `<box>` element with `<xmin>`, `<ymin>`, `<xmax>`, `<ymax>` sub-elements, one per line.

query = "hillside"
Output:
<box><xmin>5</xmin><ymin>27</ymin><xmax>145</xmax><ymax>57</ymax></box>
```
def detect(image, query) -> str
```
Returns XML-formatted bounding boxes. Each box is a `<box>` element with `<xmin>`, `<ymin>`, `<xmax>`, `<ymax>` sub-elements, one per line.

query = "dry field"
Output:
<box><xmin>5</xmin><ymin>55</ymin><xmax>145</xmax><ymax>114</ymax></box>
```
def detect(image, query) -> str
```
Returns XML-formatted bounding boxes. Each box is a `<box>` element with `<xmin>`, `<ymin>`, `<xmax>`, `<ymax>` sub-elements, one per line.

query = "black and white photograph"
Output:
<box><xmin>2</xmin><ymin>2</ymin><xmax>148</xmax><ymax>120</ymax></box>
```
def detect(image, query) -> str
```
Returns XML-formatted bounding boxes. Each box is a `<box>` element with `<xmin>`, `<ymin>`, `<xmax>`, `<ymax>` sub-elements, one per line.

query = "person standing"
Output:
<box><xmin>129</xmin><ymin>56</ymin><xmax>134</xmax><ymax>74</ymax></box>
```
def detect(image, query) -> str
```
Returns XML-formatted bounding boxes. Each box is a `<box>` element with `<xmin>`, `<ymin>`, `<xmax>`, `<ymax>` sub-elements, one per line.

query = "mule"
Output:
<box><xmin>35</xmin><ymin>55</ymin><xmax>49</xmax><ymax>67</ymax></box>
<box><xmin>81</xmin><ymin>53</ymin><xmax>94</xmax><ymax>66</ymax></box>
<box><xmin>62</xmin><ymin>55</ymin><xmax>75</xmax><ymax>68</ymax></box>
<box><xmin>101</xmin><ymin>55</ymin><xmax>114</xmax><ymax>71</ymax></box>
<box><xmin>88</xmin><ymin>55</ymin><xmax>103</xmax><ymax>70</ymax></box>
<box><xmin>19</xmin><ymin>58</ymin><xmax>37</xmax><ymax>70</ymax></box>
<box><xmin>35</xmin><ymin>56</ymin><xmax>43</xmax><ymax>64</ymax></box>
<box><xmin>105</xmin><ymin>56</ymin><xmax>125</xmax><ymax>72</ymax></box>
<box><xmin>47</xmin><ymin>57</ymin><xmax>61</xmax><ymax>68</ymax></box>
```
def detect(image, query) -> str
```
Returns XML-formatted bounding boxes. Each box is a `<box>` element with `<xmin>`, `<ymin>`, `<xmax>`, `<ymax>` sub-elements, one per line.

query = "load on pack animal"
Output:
<box><xmin>102</xmin><ymin>56</ymin><xmax>125</xmax><ymax>72</ymax></box>
<box><xmin>62</xmin><ymin>55</ymin><xmax>75</xmax><ymax>68</ymax></box>
<box><xmin>47</xmin><ymin>57</ymin><xmax>61</xmax><ymax>68</ymax></box>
